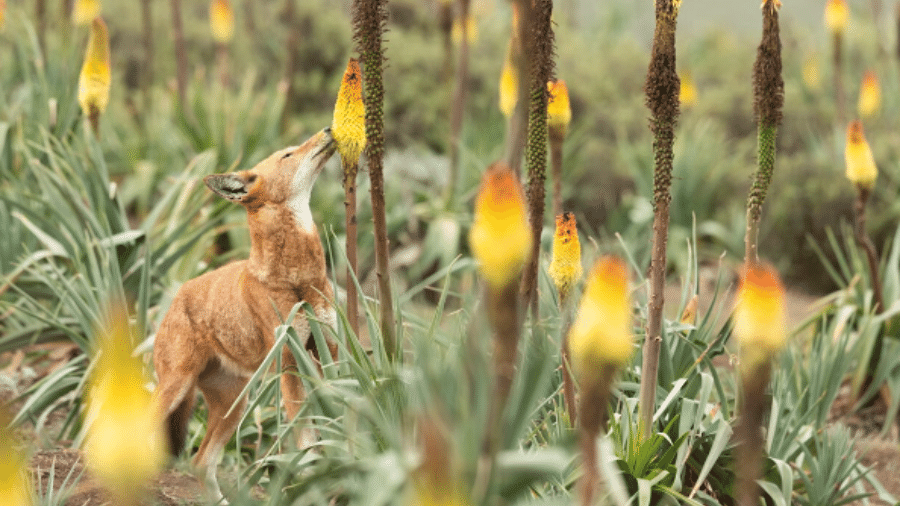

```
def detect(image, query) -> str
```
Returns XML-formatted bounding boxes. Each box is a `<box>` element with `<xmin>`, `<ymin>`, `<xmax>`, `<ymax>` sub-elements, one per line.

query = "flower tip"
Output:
<box><xmin>734</xmin><ymin>262</ymin><xmax>787</xmax><ymax>361</ymax></box>
<box><xmin>825</xmin><ymin>0</ymin><xmax>848</xmax><ymax>34</ymax></box>
<box><xmin>547</xmin><ymin>79</ymin><xmax>572</xmax><ymax>139</ymax></box>
<box><xmin>469</xmin><ymin>162</ymin><xmax>531</xmax><ymax>289</ymax></box>
<box><xmin>845</xmin><ymin>120</ymin><xmax>877</xmax><ymax>187</ymax></box>
<box><xmin>210</xmin><ymin>0</ymin><xmax>235</xmax><ymax>44</ymax></box>
<box><xmin>857</xmin><ymin>70</ymin><xmax>881</xmax><ymax>118</ymax></box>
<box><xmin>568</xmin><ymin>256</ymin><xmax>632</xmax><ymax>376</ymax></box>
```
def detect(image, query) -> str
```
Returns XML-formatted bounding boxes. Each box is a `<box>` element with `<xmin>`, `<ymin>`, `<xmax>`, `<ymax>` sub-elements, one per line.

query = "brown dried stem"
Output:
<box><xmin>353</xmin><ymin>0</ymin><xmax>397</xmax><ymax>358</ymax></box>
<box><xmin>503</xmin><ymin>0</ymin><xmax>532</xmax><ymax>174</ymax></box>
<box><xmin>444</xmin><ymin>0</ymin><xmax>471</xmax><ymax>209</ymax></box>
<box><xmin>577</xmin><ymin>365</ymin><xmax>616</xmax><ymax>506</ymax></box>
<box><xmin>638</xmin><ymin>0</ymin><xmax>680</xmax><ymax>440</ymax></box>
<box><xmin>735</xmin><ymin>362</ymin><xmax>772</xmax><ymax>506</ymax></box>
<box><xmin>833</xmin><ymin>31</ymin><xmax>846</xmax><ymax>124</ymax></box>
<box><xmin>344</xmin><ymin>160</ymin><xmax>360</xmax><ymax>339</ymax></box>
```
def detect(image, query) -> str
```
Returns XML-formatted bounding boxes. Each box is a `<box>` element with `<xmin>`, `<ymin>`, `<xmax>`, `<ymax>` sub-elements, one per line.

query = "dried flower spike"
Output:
<box><xmin>547</xmin><ymin>212</ymin><xmax>582</xmax><ymax>302</ymax></box>
<box><xmin>733</xmin><ymin>262</ymin><xmax>787</xmax><ymax>367</ymax></box>
<box><xmin>333</xmin><ymin>58</ymin><xmax>366</xmax><ymax>165</ymax></box>
<box><xmin>210</xmin><ymin>0</ymin><xmax>235</xmax><ymax>44</ymax></box>
<box><xmin>84</xmin><ymin>304</ymin><xmax>165</xmax><ymax>504</ymax></box>
<box><xmin>845</xmin><ymin>120</ymin><xmax>877</xmax><ymax>188</ymax></box>
<box><xmin>78</xmin><ymin>18</ymin><xmax>111</xmax><ymax>126</ymax></box>
<box><xmin>72</xmin><ymin>0</ymin><xmax>101</xmax><ymax>25</ymax></box>
<box><xmin>568</xmin><ymin>256</ymin><xmax>632</xmax><ymax>378</ymax></box>
<box><xmin>825</xmin><ymin>0</ymin><xmax>849</xmax><ymax>35</ymax></box>
<box><xmin>857</xmin><ymin>70</ymin><xmax>881</xmax><ymax>118</ymax></box>
<box><xmin>469</xmin><ymin>162</ymin><xmax>531</xmax><ymax>288</ymax></box>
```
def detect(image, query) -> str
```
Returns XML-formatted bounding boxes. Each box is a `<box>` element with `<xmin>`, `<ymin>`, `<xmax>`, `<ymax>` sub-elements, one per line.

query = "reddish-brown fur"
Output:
<box><xmin>152</xmin><ymin>129</ymin><xmax>337</xmax><ymax>501</ymax></box>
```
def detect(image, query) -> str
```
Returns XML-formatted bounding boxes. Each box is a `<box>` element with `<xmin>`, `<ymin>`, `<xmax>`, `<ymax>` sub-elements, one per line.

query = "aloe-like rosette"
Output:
<box><xmin>857</xmin><ymin>70</ymin><xmax>881</xmax><ymax>118</ymax></box>
<box><xmin>469</xmin><ymin>163</ymin><xmax>531</xmax><ymax>289</ymax></box>
<box><xmin>845</xmin><ymin>120</ymin><xmax>877</xmax><ymax>188</ymax></box>
<box><xmin>84</xmin><ymin>304</ymin><xmax>165</xmax><ymax>504</ymax></box>
<box><xmin>209</xmin><ymin>0</ymin><xmax>235</xmax><ymax>44</ymax></box>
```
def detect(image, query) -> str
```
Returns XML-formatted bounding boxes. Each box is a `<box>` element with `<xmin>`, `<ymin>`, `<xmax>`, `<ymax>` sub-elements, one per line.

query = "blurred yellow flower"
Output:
<box><xmin>548</xmin><ymin>212</ymin><xmax>582</xmax><ymax>301</ymax></box>
<box><xmin>679</xmin><ymin>71</ymin><xmax>697</xmax><ymax>109</ymax></box>
<box><xmin>332</xmin><ymin>58</ymin><xmax>366</xmax><ymax>164</ymax></box>
<box><xmin>845</xmin><ymin>120</ymin><xmax>877</xmax><ymax>188</ymax></box>
<box><xmin>83</xmin><ymin>303</ymin><xmax>165</xmax><ymax>504</ymax></box>
<box><xmin>825</xmin><ymin>0</ymin><xmax>848</xmax><ymax>35</ymax></box>
<box><xmin>568</xmin><ymin>256</ymin><xmax>632</xmax><ymax>378</ymax></box>
<box><xmin>210</xmin><ymin>0</ymin><xmax>235</xmax><ymax>44</ymax></box>
<box><xmin>499</xmin><ymin>52</ymin><xmax>517</xmax><ymax>119</ymax></box>
<box><xmin>77</xmin><ymin>18</ymin><xmax>111</xmax><ymax>118</ymax></box>
<box><xmin>547</xmin><ymin>79</ymin><xmax>572</xmax><ymax>140</ymax></box>
<box><xmin>469</xmin><ymin>162</ymin><xmax>531</xmax><ymax>288</ymax></box>
<box><xmin>451</xmin><ymin>13</ymin><xmax>478</xmax><ymax>46</ymax></box>
<box><xmin>72</xmin><ymin>0</ymin><xmax>101</xmax><ymax>26</ymax></box>
<box><xmin>802</xmin><ymin>56</ymin><xmax>821</xmax><ymax>90</ymax></box>
<box><xmin>857</xmin><ymin>70</ymin><xmax>881</xmax><ymax>118</ymax></box>
<box><xmin>0</xmin><ymin>417</ymin><xmax>31</xmax><ymax>506</ymax></box>
<box><xmin>733</xmin><ymin>262</ymin><xmax>787</xmax><ymax>365</ymax></box>
<box><xmin>0</xmin><ymin>0</ymin><xmax>6</xmax><ymax>31</ymax></box>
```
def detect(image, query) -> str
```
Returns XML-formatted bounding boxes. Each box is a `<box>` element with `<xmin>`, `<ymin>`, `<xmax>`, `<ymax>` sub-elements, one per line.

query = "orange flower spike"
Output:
<box><xmin>77</xmin><ymin>18</ymin><xmax>111</xmax><ymax>118</ymax></box>
<box><xmin>825</xmin><ymin>0</ymin><xmax>849</xmax><ymax>35</ymax></box>
<box><xmin>547</xmin><ymin>80</ymin><xmax>572</xmax><ymax>140</ymax></box>
<box><xmin>857</xmin><ymin>70</ymin><xmax>881</xmax><ymax>118</ymax></box>
<box><xmin>469</xmin><ymin>163</ymin><xmax>532</xmax><ymax>288</ymax></box>
<box><xmin>0</xmin><ymin>415</ymin><xmax>31</xmax><ymax>506</ymax></box>
<box><xmin>332</xmin><ymin>58</ymin><xmax>366</xmax><ymax>165</ymax></box>
<box><xmin>845</xmin><ymin>120</ymin><xmax>877</xmax><ymax>188</ymax></box>
<box><xmin>83</xmin><ymin>304</ymin><xmax>165</xmax><ymax>504</ymax></box>
<box><xmin>568</xmin><ymin>256</ymin><xmax>633</xmax><ymax>379</ymax></box>
<box><xmin>210</xmin><ymin>0</ymin><xmax>235</xmax><ymax>44</ymax></box>
<box><xmin>733</xmin><ymin>262</ymin><xmax>787</xmax><ymax>367</ymax></box>
<box><xmin>72</xmin><ymin>0</ymin><xmax>101</xmax><ymax>25</ymax></box>
<box><xmin>547</xmin><ymin>212</ymin><xmax>582</xmax><ymax>301</ymax></box>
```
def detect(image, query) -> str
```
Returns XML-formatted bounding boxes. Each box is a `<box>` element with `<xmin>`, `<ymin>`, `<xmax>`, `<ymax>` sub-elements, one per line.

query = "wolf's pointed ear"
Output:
<box><xmin>204</xmin><ymin>173</ymin><xmax>255</xmax><ymax>202</ymax></box>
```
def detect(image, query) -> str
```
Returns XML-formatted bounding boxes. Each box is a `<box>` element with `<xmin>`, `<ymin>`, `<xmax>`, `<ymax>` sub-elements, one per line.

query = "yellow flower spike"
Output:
<box><xmin>72</xmin><ymin>0</ymin><xmax>101</xmax><ymax>26</ymax></box>
<box><xmin>0</xmin><ymin>0</ymin><xmax>6</xmax><ymax>31</ymax></box>
<box><xmin>679</xmin><ymin>71</ymin><xmax>697</xmax><ymax>109</ymax></box>
<box><xmin>469</xmin><ymin>162</ymin><xmax>532</xmax><ymax>289</ymax></box>
<box><xmin>451</xmin><ymin>13</ymin><xmax>478</xmax><ymax>46</ymax></box>
<box><xmin>83</xmin><ymin>303</ymin><xmax>165</xmax><ymax>505</ymax></box>
<box><xmin>548</xmin><ymin>212</ymin><xmax>582</xmax><ymax>301</ymax></box>
<box><xmin>210</xmin><ymin>0</ymin><xmax>235</xmax><ymax>44</ymax></box>
<box><xmin>77</xmin><ymin>17</ymin><xmax>111</xmax><ymax>119</ymax></box>
<box><xmin>0</xmin><ymin>416</ymin><xmax>31</xmax><ymax>506</ymax></box>
<box><xmin>857</xmin><ymin>70</ymin><xmax>881</xmax><ymax>118</ymax></box>
<box><xmin>802</xmin><ymin>55</ymin><xmax>821</xmax><ymax>90</ymax></box>
<box><xmin>733</xmin><ymin>262</ymin><xmax>787</xmax><ymax>367</ymax></box>
<box><xmin>844</xmin><ymin>120</ymin><xmax>877</xmax><ymax>188</ymax></box>
<box><xmin>547</xmin><ymin>79</ymin><xmax>572</xmax><ymax>141</ymax></box>
<box><xmin>825</xmin><ymin>0</ymin><xmax>848</xmax><ymax>35</ymax></box>
<box><xmin>568</xmin><ymin>256</ymin><xmax>633</xmax><ymax>379</ymax></box>
<box><xmin>499</xmin><ymin>51</ymin><xmax>518</xmax><ymax>119</ymax></box>
<box><xmin>332</xmin><ymin>58</ymin><xmax>366</xmax><ymax>164</ymax></box>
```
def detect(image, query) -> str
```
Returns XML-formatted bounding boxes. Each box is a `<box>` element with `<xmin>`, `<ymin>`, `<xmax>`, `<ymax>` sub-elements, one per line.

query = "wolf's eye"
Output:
<box><xmin>281</xmin><ymin>152</ymin><xmax>292</xmax><ymax>160</ymax></box>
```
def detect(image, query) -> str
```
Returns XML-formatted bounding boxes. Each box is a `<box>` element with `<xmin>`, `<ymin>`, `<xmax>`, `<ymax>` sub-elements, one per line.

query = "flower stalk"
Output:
<box><xmin>745</xmin><ymin>0</ymin><xmax>784</xmax><ymax>264</ymax></box>
<box><xmin>638</xmin><ymin>0</ymin><xmax>680</xmax><ymax>440</ymax></box>
<box><xmin>352</xmin><ymin>0</ymin><xmax>396</xmax><ymax>358</ymax></box>
<box><xmin>469</xmin><ymin>162</ymin><xmax>531</xmax><ymax>498</ymax></box>
<box><xmin>569</xmin><ymin>256</ymin><xmax>632</xmax><ymax>505</ymax></box>
<box><xmin>520</xmin><ymin>0</ymin><xmax>556</xmax><ymax>316</ymax></box>
<box><xmin>503</xmin><ymin>0</ymin><xmax>532</xmax><ymax>174</ymax></box>
<box><xmin>826</xmin><ymin>0</ymin><xmax>848</xmax><ymax>123</ymax></box>
<box><xmin>333</xmin><ymin>58</ymin><xmax>367</xmax><ymax>339</ymax></box>
<box><xmin>444</xmin><ymin>0</ymin><xmax>472</xmax><ymax>209</ymax></box>
<box><xmin>548</xmin><ymin>212</ymin><xmax>582</xmax><ymax>425</ymax></box>
<box><xmin>732</xmin><ymin>262</ymin><xmax>787</xmax><ymax>506</ymax></box>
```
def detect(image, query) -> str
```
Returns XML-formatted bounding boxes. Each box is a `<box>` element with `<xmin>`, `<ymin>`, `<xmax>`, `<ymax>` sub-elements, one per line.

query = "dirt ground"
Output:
<box><xmin>3</xmin><ymin>284</ymin><xmax>900</xmax><ymax>505</ymax></box>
